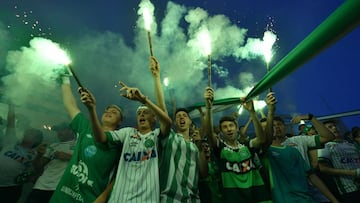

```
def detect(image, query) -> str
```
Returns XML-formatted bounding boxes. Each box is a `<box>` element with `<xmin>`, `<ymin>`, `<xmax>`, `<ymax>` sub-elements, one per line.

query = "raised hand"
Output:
<box><xmin>149</xmin><ymin>56</ymin><xmax>160</xmax><ymax>78</ymax></box>
<box><xmin>291</xmin><ymin>114</ymin><xmax>309</xmax><ymax>124</ymax></box>
<box><xmin>118</xmin><ymin>81</ymin><xmax>147</xmax><ymax>103</ymax></box>
<box><xmin>265</xmin><ymin>91</ymin><xmax>277</xmax><ymax>112</ymax></box>
<box><xmin>79</xmin><ymin>88</ymin><xmax>96</xmax><ymax>109</ymax></box>
<box><xmin>240</xmin><ymin>97</ymin><xmax>255</xmax><ymax>113</ymax></box>
<box><xmin>204</xmin><ymin>86</ymin><xmax>214</xmax><ymax>108</ymax></box>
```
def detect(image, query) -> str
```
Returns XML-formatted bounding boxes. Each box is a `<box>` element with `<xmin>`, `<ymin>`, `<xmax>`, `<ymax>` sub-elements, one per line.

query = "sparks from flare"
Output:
<box><xmin>140</xmin><ymin>1</ymin><xmax>155</xmax><ymax>56</ymax></box>
<box><xmin>261</xmin><ymin>29</ymin><xmax>277</xmax><ymax>92</ymax></box>
<box><xmin>35</xmin><ymin>37</ymin><xmax>84</xmax><ymax>89</ymax></box>
<box><xmin>198</xmin><ymin>29</ymin><xmax>212</xmax><ymax>87</ymax></box>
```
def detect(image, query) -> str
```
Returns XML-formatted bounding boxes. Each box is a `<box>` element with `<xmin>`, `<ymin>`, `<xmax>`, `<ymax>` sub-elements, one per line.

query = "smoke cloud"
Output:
<box><xmin>0</xmin><ymin>0</ymin><xmax>277</xmax><ymax>129</ymax></box>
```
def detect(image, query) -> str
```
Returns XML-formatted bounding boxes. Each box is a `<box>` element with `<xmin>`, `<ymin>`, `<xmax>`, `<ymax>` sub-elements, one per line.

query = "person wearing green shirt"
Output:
<box><xmin>50</xmin><ymin>74</ymin><xmax>123</xmax><ymax>203</ymax></box>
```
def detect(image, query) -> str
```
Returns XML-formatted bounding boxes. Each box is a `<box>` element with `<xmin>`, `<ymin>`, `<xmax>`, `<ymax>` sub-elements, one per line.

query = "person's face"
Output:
<box><xmin>137</xmin><ymin>108</ymin><xmax>156</xmax><ymax>129</ymax></box>
<box><xmin>324</xmin><ymin>122</ymin><xmax>340</xmax><ymax>137</ymax></box>
<box><xmin>353</xmin><ymin>135</ymin><xmax>360</xmax><ymax>145</ymax></box>
<box><xmin>101</xmin><ymin>107</ymin><xmax>122</xmax><ymax>127</ymax></box>
<box><xmin>307</xmin><ymin>127</ymin><xmax>317</xmax><ymax>136</ymax></box>
<box><xmin>220</xmin><ymin>120</ymin><xmax>238</xmax><ymax>142</ymax></box>
<box><xmin>260</xmin><ymin>121</ymin><xmax>267</xmax><ymax>131</ymax></box>
<box><xmin>201</xmin><ymin>142</ymin><xmax>211</xmax><ymax>159</ymax></box>
<box><xmin>22</xmin><ymin>129</ymin><xmax>41</xmax><ymax>148</ymax></box>
<box><xmin>22</xmin><ymin>133</ymin><xmax>36</xmax><ymax>146</ymax></box>
<box><xmin>299</xmin><ymin>125</ymin><xmax>306</xmax><ymax>132</ymax></box>
<box><xmin>191</xmin><ymin>129</ymin><xmax>201</xmax><ymax>142</ymax></box>
<box><xmin>175</xmin><ymin>111</ymin><xmax>191</xmax><ymax>132</ymax></box>
<box><xmin>273</xmin><ymin>120</ymin><xmax>286</xmax><ymax>138</ymax></box>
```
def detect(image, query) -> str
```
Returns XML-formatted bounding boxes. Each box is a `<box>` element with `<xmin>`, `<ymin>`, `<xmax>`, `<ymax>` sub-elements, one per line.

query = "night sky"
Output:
<box><xmin>0</xmin><ymin>0</ymin><xmax>359</xmax><ymax>135</ymax></box>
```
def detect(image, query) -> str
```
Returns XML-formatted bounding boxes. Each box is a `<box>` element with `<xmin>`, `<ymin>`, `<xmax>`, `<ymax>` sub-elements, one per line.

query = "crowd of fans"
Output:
<box><xmin>0</xmin><ymin>57</ymin><xmax>359</xmax><ymax>203</ymax></box>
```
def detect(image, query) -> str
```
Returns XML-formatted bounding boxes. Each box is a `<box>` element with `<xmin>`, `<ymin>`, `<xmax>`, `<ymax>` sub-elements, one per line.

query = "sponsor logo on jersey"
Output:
<box><xmin>124</xmin><ymin>149</ymin><xmax>157</xmax><ymax>162</ymax></box>
<box><xmin>84</xmin><ymin>145</ymin><xmax>97</xmax><ymax>158</ymax></box>
<box><xmin>340</xmin><ymin>157</ymin><xmax>360</xmax><ymax>164</ymax></box>
<box><xmin>4</xmin><ymin>149</ymin><xmax>34</xmax><ymax>164</ymax></box>
<box><xmin>224</xmin><ymin>158</ymin><xmax>256</xmax><ymax>174</ymax></box>
<box><xmin>70</xmin><ymin>160</ymin><xmax>94</xmax><ymax>187</ymax></box>
<box><xmin>61</xmin><ymin>186</ymin><xmax>84</xmax><ymax>202</ymax></box>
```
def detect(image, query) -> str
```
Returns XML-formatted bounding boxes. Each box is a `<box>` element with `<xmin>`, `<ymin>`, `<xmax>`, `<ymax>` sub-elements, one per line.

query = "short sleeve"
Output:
<box><xmin>318</xmin><ymin>146</ymin><xmax>331</xmax><ymax>164</ymax></box>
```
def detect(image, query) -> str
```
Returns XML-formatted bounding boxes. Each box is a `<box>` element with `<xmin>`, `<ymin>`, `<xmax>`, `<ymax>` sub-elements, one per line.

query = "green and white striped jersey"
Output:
<box><xmin>159</xmin><ymin>130</ymin><xmax>200</xmax><ymax>203</ymax></box>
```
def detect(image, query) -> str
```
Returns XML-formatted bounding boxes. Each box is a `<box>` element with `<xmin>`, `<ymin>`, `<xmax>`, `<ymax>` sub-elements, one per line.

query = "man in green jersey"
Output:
<box><xmin>159</xmin><ymin>107</ymin><xmax>208</xmax><ymax>202</ymax></box>
<box><xmin>50</xmin><ymin>73</ymin><xmax>123</xmax><ymax>203</ymax></box>
<box><xmin>204</xmin><ymin>87</ymin><xmax>271</xmax><ymax>203</ymax></box>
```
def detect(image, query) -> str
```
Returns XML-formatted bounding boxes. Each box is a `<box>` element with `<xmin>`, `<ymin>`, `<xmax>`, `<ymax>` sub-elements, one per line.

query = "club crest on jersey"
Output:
<box><xmin>124</xmin><ymin>149</ymin><xmax>157</xmax><ymax>162</ymax></box>
<box><xmin>144</xmin><ymin>138</ymin><xmax>155</xmax><ymax>148</ymax></box>
<box><xmin>84</xmin><ymin>145</ymin><xmax>97</xmax><ymax>158</ymax></box>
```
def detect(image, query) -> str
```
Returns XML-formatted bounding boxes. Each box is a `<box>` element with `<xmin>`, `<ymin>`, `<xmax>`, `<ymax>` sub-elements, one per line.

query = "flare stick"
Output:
<box><xmin>147</xmin><ymin>31</ymin><xmax>154</xmax><ymax>56</ymax></box>
<box><xmin>207</xmin><ymin>54</ymin><xmax>211</xmax><ymax>87</ymax></box>
<box><xmin>67</xmin><ymin>65</ymin><xmax>84</xmax><ymax>89</ymax></box>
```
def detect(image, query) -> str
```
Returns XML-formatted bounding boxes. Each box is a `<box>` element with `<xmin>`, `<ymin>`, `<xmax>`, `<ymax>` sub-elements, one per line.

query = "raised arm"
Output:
<box><xmin>292</xmin><ymin>114</ymin><xmax>335</xmax><ymax>144</ymax></box>
<box><xmin>119</xmin><ymin>82</ymin><xmax>172</xmax><ymax>135</ymax></box>
<box><xmin>148</xmin><ymin>56</ymin><xmax>171</xmax><ymax>136</ymax></box>
<box><xmin>79</xmin><ymin>88</ymin><xmax>107</xmax><ymax>143</ymax></box>
<box><xmin>242</xmin><ymin>98</ymin><xmax>265</xmax><ymax>148</ymax></box>
<box><xmin>149</xmin><ymin>56</ymin><xmax>166</xmax><ymax>111</ymax></box>
<box><xmin>264</xmin><ymin>92</ymin><xmax>277</xmax><ymax>146</ymax></box>
<box><xmin>203</xmin><ymin>87</ymin><xmax>217</xmax><ymax>148</ymax></box>
<box><xmin>5</xmin><ymin>102</ymin><xmax>15</xmax><ymax>137</ymax></box>
<box><xmin>240</xmin><ymin>116</ymin><xmax>252</xmax><ymax>138</ymax></box>
<box><xmin>61</xmin><ymin>76</ymin><xmax>81</xmax><ymax>120</ymax></box>
<box><xmin>3</xmin><ymin>103</ymin><xmax>18</xmax><ymax>146</ymax></box>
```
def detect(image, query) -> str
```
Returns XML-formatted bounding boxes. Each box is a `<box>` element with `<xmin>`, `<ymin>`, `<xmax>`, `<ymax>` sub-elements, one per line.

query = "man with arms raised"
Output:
<box><xmin>50</xmin><ymin>72</ymin><xmax>123</xmax><ymax>203</ymax></box>
<box><xmin>204</xmin><ymin>87</ymin><xmax>271</xmax><ymax>203</ymax></box>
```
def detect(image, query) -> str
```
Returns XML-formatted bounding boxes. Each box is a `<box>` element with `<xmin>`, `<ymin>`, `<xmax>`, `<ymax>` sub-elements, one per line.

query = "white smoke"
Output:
<box><xmin>0</xmin><ymin>0</ymin><xmax>278</xmax><ymax>128</ymax></box>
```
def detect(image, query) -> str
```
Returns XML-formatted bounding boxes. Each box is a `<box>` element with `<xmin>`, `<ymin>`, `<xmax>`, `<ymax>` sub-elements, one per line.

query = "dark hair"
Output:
<box><xmin>323</xmin><ymin>119</ymin><xmax>336</xmax><ymax>125</ymax></box>
<box><xmin>352</xmin><ymin>127</ymin><xmax>360</xmax><ymax>138</ymax></box>
<box><xmin>219</xmin><ymin>116</ymin><xmax>238</xmax><ymax>128</ymax></box>
<box><xmin>273</xmin><ymin>116</ymin><xmax>285</xmax><ymax>124</ymax></box>
<box><xmin>23</xmin><ymin>128</ymin><xmax>43</xmax><ymax>148</ymax></box>
<box><xmin>175</xmin><ymin>108</ymin><xmax>190</xmax><ymax>118</ymax></box>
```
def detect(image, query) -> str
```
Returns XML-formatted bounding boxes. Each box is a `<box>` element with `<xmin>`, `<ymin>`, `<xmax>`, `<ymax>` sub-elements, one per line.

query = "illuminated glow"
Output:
<box><xmin>237</xmin><ymin>105</ymin><xmax>243</xmax><ymax>115</ymax></box>
<box><xmin>138</xmin><ymin>0</ymin><xmax>154</xmax><ymax>31</ymax></box>
<box><xmin>43</xmin><ymin>125</ymin><xmax>52</xmax><ymax>130</ymax></box>
<box><xmin>163</xmin><ymin>77</ymin><xmax>169</xmax><ymax>87</ymax></box>
<box><xmin>198</xmin><ymin>29</ymin><xmax>212</xmax><ymax>56</ymax></box>
<box><xmin>31</xmin><ymin>37</ymin><xmax>72</xmax><ymax>65</ymax></box>
<box><xmin>142</xmin><ymin>7</ymin><xmax>152</xmax><ymax>30</ymax></box>
<box><xmin>254</xmin><ymin>100</ymin><xmax>266</xmax><ymax>111</ymax></box>
<box><xmin>262</xmin><ymin>31</ymin><xmax>277</xmax><ymax>64</ymax></box>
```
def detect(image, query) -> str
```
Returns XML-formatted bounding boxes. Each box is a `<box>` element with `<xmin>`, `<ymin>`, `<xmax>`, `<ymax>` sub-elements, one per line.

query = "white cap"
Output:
<box><xmin>298</xmin><ymin>120</ymin><xmax>306</xmax><ymax>126</ymax></box>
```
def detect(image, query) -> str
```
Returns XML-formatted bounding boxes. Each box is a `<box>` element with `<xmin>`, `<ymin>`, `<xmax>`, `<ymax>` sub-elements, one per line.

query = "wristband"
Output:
<box><xmin>62</xmin><ymin>76</ymin><xmax>70</xmax><ymax>84</ymax></box>
<box><xmin>308</xmin><ymin>113</ymin><xmax>314</xmax><ymax>120</ymax></box>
